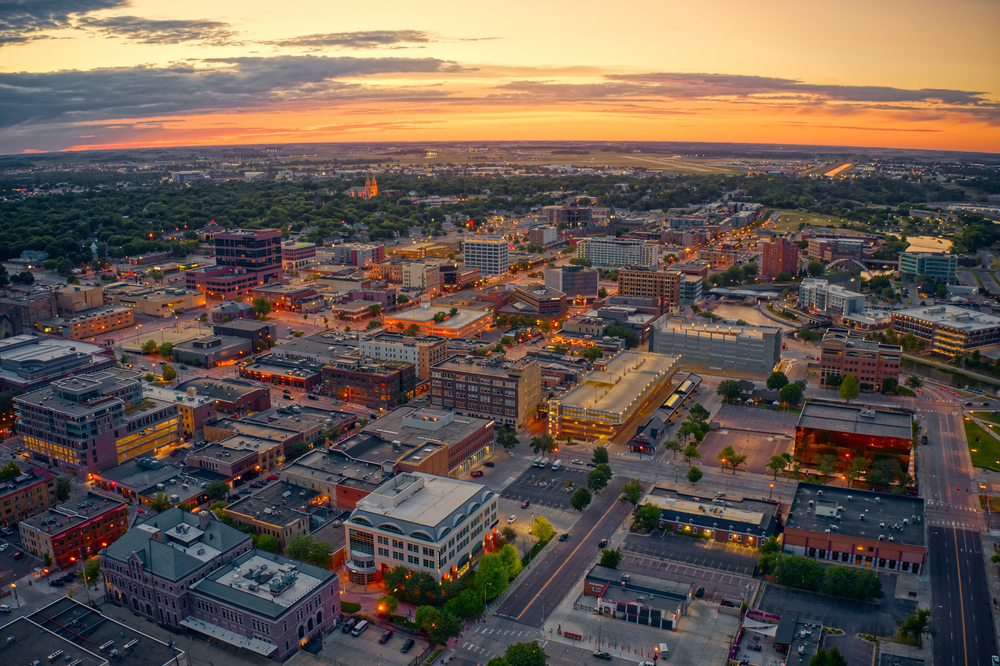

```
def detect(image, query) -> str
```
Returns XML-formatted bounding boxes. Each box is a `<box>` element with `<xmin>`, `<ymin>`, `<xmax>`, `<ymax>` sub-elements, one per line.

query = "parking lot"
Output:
<box><xmin>617</xmin><ymin>553</ymin><xmax>757</xmax><ymax>604</ymax></box>
<box><xmin>698</xmin><ymin>430</ymin><xmax>793</xmax><ymax>475</ymax></box>
<box><xmin>307</xmin><ymin>619</ymin><xmax>430</xmax><ymax>666</ymax></box>
<box><xmin>0</xmin><ymin>531</ymin><xmax>43</xmax><ymax>590</ymax></box>
<box><xmin>712</xmin><ymin>405</ymin><xmax>798</xmax><ymax>436</ymax></box>
<box><xmin>757</xmin><ymin>573</ymin><xmax>917</xmax><ymax>638</ymax></box>
<box><xmin>621</xmin><ymin>531</ymin><xmax>758</xmax><ymax>576</ymax></box>
<box><xmin>500</xmin><ymin>466</ymin><xmax>590</xmax><ymax>511</ymax></box>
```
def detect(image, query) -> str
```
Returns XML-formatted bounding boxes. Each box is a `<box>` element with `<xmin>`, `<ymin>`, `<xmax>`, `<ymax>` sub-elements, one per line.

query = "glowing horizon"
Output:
<box><xmin>1</xmin><ymin>0</ymin><xmax>998</xmax><ymax>154</ymax></box>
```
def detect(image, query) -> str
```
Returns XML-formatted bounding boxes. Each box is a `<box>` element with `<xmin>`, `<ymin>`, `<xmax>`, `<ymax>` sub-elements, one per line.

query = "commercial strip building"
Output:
<box><xmin>696</xmin><ymin>249</ymin><xmax>737</xmax><ymax>269</ymax></box>
<box><xmin>382</xmin><ymin>305</ymin><xmax>492</xmax><ymax>339</ymax></box>
<box><xmin>360</xmin><ymin>332</ymin><xmax>448</xmax><ymax>381</ymax></box>
<box><xmin>241</xmin><ymin>355</ymin><xmax>327</xmax><ymax>391</ymax></box>
<box><xmin>211</xmin><ymin>319</ymin><xmax>275</xmax><ymax>353</ymax></box>
<box><xmin>649</xmin><ymin>317</ymin><xmax>782</xmax><ymax>376</ymax></box>
<box><xmin>90</xmin><ymin>456</ymin><xmax>225</xmax><ymax>507</ymax></box>
<box><xmin>321</xmin><ymin>356</ymin><xmax>416</xmax><ymax>411</ymax></box>
<box><xmin>0</xmin><ymin>335</ymin><xmax>116</xmax><ymax>393</ymax></box>
<box><xmin>818</xmin><ymin>332</ymin><xmax>901</xmax><ymax>392</ymax></box>
<box><xmin>890</xmin><ymin>305</ymin><xmax>1000</xmax><ymax>357</ymax></box>
<box><xmin>794</xmin><ymin>403</ymin><xmax>913</xmax><ymax>473</ymax></box>
<box><xmin>584</xmin><ymin>565</ymin><xmax>692</xmax><ymax>632</ymax></box>
<box><xmin>35</xmin><ymin>306</ymin><xmax>135</xmax><ymax>340</ymax></box>
<box><xmin>173</xmin><ymin>335</ymin><xmax>251</xmax><ymax>368</ymax></box>
<box><xmin>392</xmin><ymin>241</ymin><xmax>456</xmax><ymax>260</ymax></box>
<box><xmin>547</xmin><ymin>351</ymin><xmax>679</xmax><ymax>442</ymax></box>
<box><xmin>174</xmin><ymin>378</ymin><xmax>271</xmax><ymax>415</ymax></box>
<box><xmin>617</xmin><ymin>269</ymin><xmax>681</xmax><ymax>315</ymax></box>
<box><xmin>280</xmin><ymin>450</ymin><xmax>386</xmax><ymax>512</ymax></box>
<box><xmin>186</xmin><ymin>229</ymin><xmax>284</xmax><ymax>299</ymax></box>
<box><xmin>761</xmin><ymin>237</ymin><xmax>799</xmax><ymax>277</ymax></box>
<box><xmin>642</xmin><ymin>490</ymin><xmax>779</xmax><ymax>548</ymax></box>
<box><xmin>0</xmin><ymin>463</ymin><xmax>57</xmax><ymax>527</ymax></box>
<box><xmin>19</xmin><ymin>493</ymin><xmax>129</xmax><ymax>569</ymax></box>
<box><xmin>576</xmin><ymin>237</ymin><xmax>657</xmax><ymax>268</ymax></box>
<box><xmin>223</xmin><ymin>480</ymin><xmax>321</xmax><ymax>548</ymax></box>
<box><xmin>783</xmin><ymin>483</ymin><xmax>925</xmax><ymax>575</ymax></box>
<box><xmin>344</xmin><ymin>472</ymin><xmax>498</xmax><ymax>584</ymax></box>
<box><xmin>430</xmin><ymin>356</ymin><xmax>541</xmax><ymax>430</ymax></box>
<box><xmin>899</xmin><ymin>251</ymin><xmax>957</xmax><ymax>282</ymax></box>
<box><xmin>281</xmin><ymin>240</ymin><xmax>317</xmax><ymax>270</ymax></box>
<box><xmin>101</xmin><ymin>508</ymin><xmax>338</xmax><ymax>660</ymax></box>
<box><xmin>797</xmin><ymin>278</ymin><xmax>865</xmax><ymax>317</ymax></box>
<box><xmin>16</xmin><ymin>369</ymin><xmax>182</xmax><ymax>476</ymax></box>
<box><xmin>251</xmin><ymin>284</ymin><xmax>325</xmax><ymax>313</ymax></box>
<box><xmin>544</xmin><ymin>265</ymin><xmax>598</xmax><ymax>299</ymax></box>
<box><xmin>463</xmin><ymin>235</ymin><xmax>510</xmax><ymax>276</ymax></box>
<box><xmin>103</xmin><ymin>284</ymin><xmax>206</xmax><ymax>317</ymax></box>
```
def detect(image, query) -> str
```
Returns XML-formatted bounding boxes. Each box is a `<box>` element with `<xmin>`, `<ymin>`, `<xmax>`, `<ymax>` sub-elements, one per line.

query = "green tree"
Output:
<box><xmin>0</xmin><ymin>462</ymin><xmax>21</xmax><ymax>481</ymax></box>
<box><xmin>634</xmin><ymin>502</ymin><xmax>662</xmax><ymax>532</ymax></box>
<box><xmin>83</xmin><ymin>557</ymin><xmax>101</xmax><ymax>586</ymax></box>
<box><xmin>604</xmin><ymin>325</ymin><xmax>638</xmax><ymax>348</ymax></box>
<box><xmin>141</xmin><ymin>339</ymin><xmax>158</xmax><ymax>354</ymax></box>
<box><xmin>839</xmin><ymin>374</ymin><xmax>860</xmax><ymax>402</ymax></box>
<box><xmin>477</xmin><ymin>553</ymin><xmax>510</xmax><ymax>600</ymax></box>
<box><xmin>599</xmin><ymin>549</ymin><xmax>622</xmax><ymax>568</ymax></box>
<box><xmin>809</xmin><ymin>647</ymin><xmax>848</xmax><ymax>666</ymax></box>
<box><xmin>504</xmin><ymin>641</ymin><xmax>548</xmax><ymax>666</ymax></box>
<box><xmin>444</xmin><ymin>588</ymin><xmax>485</xmax><ymax>619</ymax></box>
<box><xmin>530</xmin><ymin>515</ymin><xmax>555</xmax><ymax>543</ymax></box>
<box><xmin>766</xmin><ymin>371</ymin><xmax>789</xmax><ymax>390</ymax></box>
<box><xmin>254</xmin><ymin>534</ymin><xmax>280</xmax><ymax>552</ymax></box>
<box><xmin>376</xmin><ymin>594</ymin><xmax>399</xmax><ymax>617</ymax></box>
<box><xmin>497</xmin><ymin>428</ymin><xmax>519</xmax><ymax>451</ymax></box>
<box><xmin>591</xmin><ymin>446</ymin><xmax>609</xmax><ymax>465</ymax></box>
<box><xmin>779</xmin><ymin>382</ymin><xmax>803</xmax><ymax>406</ymax></box>
<box><xmin>686</xmin><ymin>466</ymin><xmax>703</xmax><ymax>483</ymax></box>
<box><xmin>157</xmin><ymin>342</ymin><xmax>174</xmax><ymax>358</ymax></box>
<box><xmin>774</xmin><ymin>554</ymin><xmax>825</xmax><ymax>590</ymax></box>
<box><xmin>405</xmin><ymin>324</ymin><xmax>419</xmax><ymax>336</ymax></box>
<box><xmin>415</xmin><ymin>606</ymin><xmax>462</xmax><ymax>645</ymax></box>
<box><xmin>56</xmin><ymin>476</ymin><xmax>72</xmax><ymax>501</ymax></box>
<box><xmin>867</xmin><ymin>458</ymin><xmax>903</xmax><ymax>489</ymax></box>
<box><xmin>663</xmin><ymin>439</ymin><xmax>682</xmax><ymax>460</ymax></box>
<box><xmin>252</xmin><ymin>296</ymin><xmax>272</xmax><ymax>318</ymax></box>
<box><xmin>501</xmin><ymin>525</ymin><xmax>517</xmax><ymax>543</ymax></box>
<box><xmin>688</xmin><ymin>403</ymin><xmax>710</xmax><ymax>424</ymax></box>
<box><xmin>587</xmin><ymin>468</ymin><xmax>610</xmax><ymax>491</ymax></box>
<box><xmin>530</xmin><ymin>433</ymin><xmax>557</xmax><ymax>454</ymax></box>
<box><xmin>905</xmin><ymin>375</ymin><xmax>923</xmax><ymax>390</ymax></box>
<box><xmin>598</xmin><ymin>287</ymin><xmax>608</xmax><ymax>298</ymax></box>
<box><xmin>204</xmin><ymin>480</ymin><xmax>229</xmax><ymax>500</ymax></box>
<box><xmin>881</xmin><ymin>377</ymin><xmax>898</xmax><ymax>394</ymax></box>
<box><xmin>150</xmin><ymin>492</ymin><xmax>171</xmax><ymax>512</ymax></box>
<box><xmin>766</xmin><ymin>455</ymin><xmax>786</xmax><ymax>480</ymax></box>
<box><xmin>716</xmin><ymin>379</ymin><xmax>742</xmax><ymax>404</ymax></box>
<box><xmin>161</xmin><ymin>363</ymin><xmax>177</xmax><ymax>381</ymax></box>
<box><xmin>845</xmin><ymin>457</ymin><xmax>869</xmax><ymax>488</ymax></box>
<box><xmin>369</xmin><ymin>303</ymin><xmax>382</xmax><ymax>318</ymax></box>
<box><xmin>898</xmin><ymin>608</ymin><xmax>934</xmax><ymax>648</ymax></box>
<box><xmin>285</xmin><ymin>534</ymin><xmax>333</xmax><ymax>567</ymax></box>
<box><xmin>807</xmin><ymin>261</ymin><xmax>824</xmax><ymax>277</ymax></box>
<box><xmin>619</xmin><ymin>478</ymin><xmax>645</xmax><ymax>508</ymax></box>
<box><xmin>397</xmin><ymin>294</ymin><xmax>410</xmax><ymax>305</ymax></box>
<box><xmin>581</xmin><ymin>346</ymin><xmax>604</xmax><ymax>361</ymax></box>
<box><xmin>570</xmin><ymin>487</ymin><xmax>592</xmax><ymax>511</ymax></box>
<box><xmin>682</xmin><ymin>443</ymin><xmax>701</xmax><ymax>465</ymax></box>
<box><xmin>499</xmin><ymin>543</ymin><xmax>522</xmax><ymax>579</ymax></box>
<box><xmin>717</xmin><ymin>445</ymin><xmax>747</xmax><ymax>474</ymax></box>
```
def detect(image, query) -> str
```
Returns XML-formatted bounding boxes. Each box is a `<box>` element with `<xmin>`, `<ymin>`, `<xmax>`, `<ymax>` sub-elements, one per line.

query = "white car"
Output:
<box><xmin>0</xmin><ymin>604</ymin><xmax>9</xmax><ymax>613</ymax></box>
<box><xmin>507</xmin><ymin>515</ymin><xmax>517</xmax><ymax>524</ymax></box>
<box><xmin>0</xmin><ymin>544</ymin><xmax>8</xmax><ymax>552</ymax></box>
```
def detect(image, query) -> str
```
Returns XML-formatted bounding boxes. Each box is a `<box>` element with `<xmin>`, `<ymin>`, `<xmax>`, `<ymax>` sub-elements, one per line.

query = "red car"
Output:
<box><xmin>521</xmin><ymin>500</ymin><xmax>530</xmax><ymax>509</ymax></box>
<box><xmin>471</xmin><ymin>471</ymin><xmax>484</xmax><ymax>478</ymax></box>
<box><xmin>267</xmin><ymin>474</ymin><xmax>279</xmax><ymax>480</ymax></box>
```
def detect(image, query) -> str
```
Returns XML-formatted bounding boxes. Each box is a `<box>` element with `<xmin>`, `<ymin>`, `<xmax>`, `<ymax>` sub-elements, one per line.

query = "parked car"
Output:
<box><xmin>180</xmin><ymin>365</ymin><xmax>188</xmax><ymax>370</ymax></box>
<box><xmin>0</xmin><ymin>604</ymin><xmax>9</xmax><ymax>613</ymax></box>
<box><xmin>400</xmin><ymin>638</ymin><xmax>415</xmax><ymax>653</ymax></box>
<box><xmin>379</xmin><ymin>630</ymin><xmax>394</xmax><ymax>644</ymax></box>
<box><xmin>484</xmin><ymin>461</ymin><xmax>495</xmax><ymax>467</ymax></box>
<box><xmin>267</xmin><ymin>474</ymin><xmax>279</xmax><ymax>480</ymax></box>
<box><xmin>521</xmin><ymin>500</ymin><xmax>530</xmax><ymax>509</ymax></box>
<box><xmin>12</xmin><ymin>551</ymin><xmax>23</xmax><ymax>560</ymax></box>
<box><xmin>0</xmin><ymin>527</ymin><xmax>13</xmax><ymax>536</ymax></box>
<box><xmin>342</xmin><ymin>617</ymin><xmax>359</xmax><ymax>634</ymax></box>
<box><xmin>49</xmin><ymin>580</ymin><xmax>64</xmax><ymax>587</ymax></box>
<box><xmin>571</xmin><ymin>459</ymin><xmax>583</xmax><ymax>465</ymax></box>
<box><xmin>620</xmin><ymin>573</ymin><xmax>630</xmax><ymax>582</ymax></box>
<box><xmin>598</xmin><ymin>539</ymin><xmax>608</xmax><ymax>548</ymax></box>
<box><xmin>307</xmin><ymin>395</ymin><xmax>318</xmax><ymax>401</ymax></box>
<box><xmin>282</xmin><ymin>395</ymin><xmax>293</xmax><ymax>400</ymax></box>
<box><xmin>558</xmin><ymin>533</ymin><xmax>569</xmax><ymax>542</ymax></box>
<box><xmin>471</xmin><ymin>471</ymin><xmax>484</xmax><ymax>478</ymax></box>
<box><xmin>592</xmin><ymin>652</ymin><xmax>613</xmax><ymax>660</ymax></box>
<box><xmin>283</xmin><ymin>389</ymin><xmax>291</xmax><ymax>394</ymax></box>
<box><xmin>586</xmin><ymin>462</ymin><xmax>597</xmax><ymax>468</ymax></box>
<box><xmin>507</xmin><ymin>515</ymin><xmax>517</xmax><ymax>524</ymax></box>
<box><xmin>0</xmin><ymin>544</ymin><xmax>8</xmax><ymax>552</ymax></box>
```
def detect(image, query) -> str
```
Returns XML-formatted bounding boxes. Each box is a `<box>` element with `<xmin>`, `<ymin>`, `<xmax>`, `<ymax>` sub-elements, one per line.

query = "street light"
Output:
<box><xmin>534</xmin><ymin>593</ymin><xmax>545</xmax><ymax>626</ymax></box>
<box><xmin>10</xmin><ymin>583</ymin><xmax>17</xmax><ymax>607</ymax></box>
<box><xmin>769</xmin><ymin>483</ymin><xmax>774</xmax><ymax>500</ymax></box>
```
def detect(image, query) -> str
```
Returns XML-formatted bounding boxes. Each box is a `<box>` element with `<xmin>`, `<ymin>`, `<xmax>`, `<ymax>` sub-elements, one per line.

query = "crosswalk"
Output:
<box><xmin>461</xmin><ymin>630</ymin><xmax>545</xmax><ymax>661</ymax></box>
<box><xmin>925</xmin><ymin>500</ymin><xmax>978</xmax><ymax>512</ymax></box>
<box><xmin>926</xmin><ymin>519</ymin><xmax>978</xmax><ymax>529</ymax></box>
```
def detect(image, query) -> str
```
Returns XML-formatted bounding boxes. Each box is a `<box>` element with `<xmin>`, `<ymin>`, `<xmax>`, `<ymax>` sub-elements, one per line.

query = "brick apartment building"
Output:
<box><xmin>20</xmin><ymin>493</ymin><xmax>128</xmax><ymax>569</ymax></box>
<box><xmin>818</xmin><ymin>332</ymin><xmax>902</xmax><ymax>392</ymax></box>
<box><xmin>761</xmin><ymin>238</ymin><xmax>799</xmax><ymax>277</ymax></box>
<box><xmin>322</xmin><ymin>356</ymin><xmax>416</xmax><ymax>411</ymax></box>
<box><xmin>430</xmin><ymin>356</ymin><xmax>541</xmax><ymax>430</ymax></box>
<box><xmin>617</xmin><ymin>269</ymin><xmax>681</xmax><ymax>315</ymax></box>
<box><xmin>0</xmin><ymin>463</ymin><xmax>57</xmax><ymax>527</ymax></box>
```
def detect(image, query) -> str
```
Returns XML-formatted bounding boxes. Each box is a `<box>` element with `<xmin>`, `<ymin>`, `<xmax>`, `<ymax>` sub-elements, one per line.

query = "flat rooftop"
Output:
<box><xmin>357</xmin><ymin>472</ymin><xmax>486</xmax><ymax>528</ymax></box>
<box><xmin>283</xmin><ymin>450</ymin><xmax>388</xmax><ymax>491</ymax></box>
<box><xmin>26</xmin><ymin>597</ymin><xmax>183</xmax><ymax>666</ymax></box>
<box><xmin>434</xmin><ymin>355</ymin><xmax>534</xmax><ymax>377</ymax></box>
<box><xmin>654</xmin><ymin>317</ymin><xmax>781</xmax><ymax>339</ymax></box>
<box><xmin>0</xmin><ymin>618</ymin><xmax>105</xmax><ymax>666</ymax></box>
<box><xmin>94</xmin><ymin>457</ymin><xmax>183</xmax><ymax>491</ymax></box>
<box><xmin>192</xmin><ymin>550</ymin><xmax>335</xmax><ymax>618</ymax></box>
<box><xmin>557</xmin><ymin>351</ymin><xmax>678</xmax><ymax>418</ymax></box>
<box><xmin>893</xmin><ymin>304</ymin><xmax>1000</xmax><ymax>332</ymax></box>
<box><xmin>20</xmin><ymin>493</ymin><xmax>127</xmax><ymax>535</ymax></box>
<box><xmin>796</xmin><ymin>403</ymin><xmax>912</xmax><ymax>440</ymax></box>
<box><xmin>175</xmin><ymin>377</ymin><xmax>264</xmax><ymax>401</ymax></box>
<box><xmin>242</xmin><ymin>357</ymin><xmax>326</xmax><ymax>379</ymax></box>
<box><xmin>226</xmin><ymin>481</ymin><xmax>321</xmax><ymax>527</ymax></box>
<box><xmin>362</xmin><ymin>406</ymin><xmax>490</xmax><ymax>448</ymax></box>
<box><xmin>643</xmin><ymin>494</ymin><xmax>767</xmax><ymax>527</ymax></box>
<box><xmin>587</xmin><ymin>564</ymin><xmax>692</xmax><ymax>600</ymax></box>
<box><xmin>785</xmin><ymin>483</ymin><xmax>925</xmax><ymax>548</ymax></box>
<box><xmin>385</xmin><ymin>307</ymin><xmax>491</xmax><ymax>328</ymax></box>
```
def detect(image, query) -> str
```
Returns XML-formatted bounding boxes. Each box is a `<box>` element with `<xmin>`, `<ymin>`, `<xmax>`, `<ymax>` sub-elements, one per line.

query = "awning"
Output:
<box><xmin>180</xmin><ymin>617</ymin><xmax>278</xmax><ymax>656</ymax></box>
<box><xmin>741</xmin><ymin>620</ymin><xmax>778</xmax><ymax>637</ymax></box>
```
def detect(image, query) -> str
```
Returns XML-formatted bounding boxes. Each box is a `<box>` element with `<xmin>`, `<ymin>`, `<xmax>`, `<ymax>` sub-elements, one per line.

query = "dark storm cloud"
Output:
<box><xmin>0</xmin><ymin>0</ymin><xmax>128</xmax><ymax>46</ymax></box>
<box><xmin>493</xmin><ymin>72</ymin><xmax>996</xmax><ymax>108</ymax></box>
<box><xmin>261</xmin><ymin>30</ymin><xmax>434</xmax><ymax>50</ymax></box>
<box><xmin>0</xmin><ymin>55</ymin><xmax>454</xmax><ymax>128</ymax></box>
<box><xmin>76</xmin><ymin>16</ymin><xmax>240</xmax><ymax>46</ymax></box>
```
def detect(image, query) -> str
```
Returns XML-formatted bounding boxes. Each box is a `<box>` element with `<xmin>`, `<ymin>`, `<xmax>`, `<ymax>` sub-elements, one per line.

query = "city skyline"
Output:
<box><xmin>1</xmin><ymin>0</ymin><xmax>998</xmax><ymax>154</ymax></box>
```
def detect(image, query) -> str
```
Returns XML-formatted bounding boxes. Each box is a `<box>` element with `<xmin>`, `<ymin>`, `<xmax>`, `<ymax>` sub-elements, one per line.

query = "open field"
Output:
<box><xmin>771</xmin><ymin>210</ymin><xmax>853</xmax><ymax>232</ymax></box>
<box><xmin>965</xmin><ymin>419</ymin><xmax>1000</xmax><ymax>471</ymax></box>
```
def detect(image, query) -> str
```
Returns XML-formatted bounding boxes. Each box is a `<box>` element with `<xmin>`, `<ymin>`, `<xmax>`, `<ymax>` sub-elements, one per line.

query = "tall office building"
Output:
<box><xmin>463</xmin><ymin>235</ymin><xmax>510</xmax><ymax>276</ymax></box>
<box><xmin>577</xmin><ymin>238</ymin><xmax>657</xmax><ymax>268</ymax></box>
<box><xmin>617</xmin><ymin>269</ymin><xmax>681</xmax><ymax>314</ymax></box>
<box><xmin>187</xmin><ymin>229</ymin><xmax>283</xmax><ymax>299</ymax></box>
<box><xmin>761</xmin><ymin>238</ymin><xmax>799</xmax><ymax>277</ymax></box>
<box><xmin>545</xmin><ymin>265</ymin><xmax>598</xmax><ymax>299</ymax></box>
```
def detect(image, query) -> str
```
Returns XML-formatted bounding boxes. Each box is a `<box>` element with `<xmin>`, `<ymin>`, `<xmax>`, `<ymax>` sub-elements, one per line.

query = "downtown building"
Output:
<box><xmin>19</xmin><ymin>493</ymin><xmax>129</xmax><ymax>570</ymax></box>
<box><xmin>430</xmin><ymin>356</ymin><xmax>541</xmax><ymax>430</ymax></box>
<box><xmin>15</xmin><ymin>369</ymin><xmax>182</xmax><ymax>476</ymax></box>
<box><xmin>761</xmin><ymin>237</ymin><xmax>800</xmax><ymax>277</ymax></box>
<box><xmin>898</xmin><ymin>251</ymin><xmax>957</xmax><ymax>282</ymax></box>
<box><xmin>617</xmin><ymin>268</ymin><xmax>681</xmax><ymax>315</ymax></box>
<box><xmin>649</xmin><ymin>317</ymin><xmax>782</xmax><ymax>375</ymax></box>
<box><xmin>545</xmin><ymin>265</ymin><xmax>599</xmax><ymax>299</ymax></box>
<box><xmin>187</xmin><ymin>229</ymin><xmax>284</xmax><ymax>299</ymax></box>
<box><xmin>0</xmin><ymin>335</ymin><xmax>116</xmax><ymax>393</ymax></box>
<box><xmin>576</xmin><ymin>238</ymin><xmax>657</xmax><ymax>268</ymax></box>
<box><xmin>344</xmin><ymin>472</ymin><xmax>498</xmax><ymax>585</ymax></box>
<box><xmin>818</xmin><ymin>332</ymin><xmax>901</xmax><ymax>392</ymax></box>
<box><xmin>360</xmin><ymin>332</ymin><xmax>448</xmax><ymax>381</ymax></box>
<box><xmin>463</xmin><ymin>235</ymin><xmax>510</xmax><ymax>276</ymax></box>
<box><xmin>322</xmin><ymin>355</ymin><xmax>417</xmax><ymax>412</ymax></box>
<box><xmin>890</xmin><ymin>305</ymin><xmax>1000</xmax><ymax>357</ymax></box>
<box><xmin>798</xmin><ymin>278</ymin><xmax>865</xmax><ymax>317</ymax></box>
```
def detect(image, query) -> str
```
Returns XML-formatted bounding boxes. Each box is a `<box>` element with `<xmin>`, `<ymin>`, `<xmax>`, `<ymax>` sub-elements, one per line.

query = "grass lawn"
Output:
<box><xmin>771</xmin><ymin>210</ymin><xmax>852</xmax><ymax>233</ymax></box>
<box><xmin>964</xmin><ymin>420</ymin><xmax>1000</xmax><ymax>471</ymax></box>
<box><xmin>973</xmin><ymin>412</ymin><xmax>1000</xmax><ymax>426</ymax></box>
<box><xmin>341</xmin><ymin>601</ymin><xmax>362</xmax><ymax>613</ymax></box>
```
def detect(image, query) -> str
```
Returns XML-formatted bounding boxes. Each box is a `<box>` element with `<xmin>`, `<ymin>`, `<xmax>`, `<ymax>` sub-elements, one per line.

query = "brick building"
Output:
<box><xmin>430</xmin><ymin>356</ymin><xmax>541</xmax><ymax>430</ymax></box>
<box><xmin>20</xmin><ymin>493</ymin><xmax>128</xmax><ymax>569</ymax></box>
<box><xmin>187</xmin><ymin>229</ymin><xmax>283</xmax><ymax>299</ymax></box>
<box><xmin>617</xmin><ymin>269</ymin><xmax>681</xmax><ymax>315</ymax></box>
<box><xmin>0</xmin><ymin>463</ymin><xmax>57</xmax><ymax>527</ymax></box>
<box><xmin>818</xmin><ymin>332</ymin><xmax>901</xmax><ymax>392</ymax></box>
<box><xmin>761</xmin><ymin>238</ymin><xmax>799</xmax><ymax>277</ymax></box>
<box><xmin>322</xmin><ymin>356</ymin><xmax>416</xmax><ymax>411</ymax></box>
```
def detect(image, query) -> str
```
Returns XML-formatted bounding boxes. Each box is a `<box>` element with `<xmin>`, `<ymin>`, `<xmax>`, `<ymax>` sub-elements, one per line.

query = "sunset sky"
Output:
<box><xmin>1</xmin><ymin>0</ymin><xmax>998</xmax><ymax>154</ymax></box>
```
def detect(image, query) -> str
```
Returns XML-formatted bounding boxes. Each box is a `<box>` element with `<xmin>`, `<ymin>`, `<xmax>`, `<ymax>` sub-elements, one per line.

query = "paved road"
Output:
<box><xmin>929</xmin><ymin>528</ymin><xmax>996</xmax><ymax>666</ymax></box>
<box><xmin>494</xmin><ymin>477</ymin><xmax>632</xmax><ymax>628</ymax></box>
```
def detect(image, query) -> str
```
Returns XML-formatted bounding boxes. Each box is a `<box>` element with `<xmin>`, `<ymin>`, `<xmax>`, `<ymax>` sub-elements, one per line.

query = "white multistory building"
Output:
<box><xmin>463</xmin><ymin>235</ymin><xmax>510</xmax><ymax>276</ymax></box>
<box><xmin>576</xmin><ymin>238</ymin><xmax>657</xmax><ymax>268</ymax></box>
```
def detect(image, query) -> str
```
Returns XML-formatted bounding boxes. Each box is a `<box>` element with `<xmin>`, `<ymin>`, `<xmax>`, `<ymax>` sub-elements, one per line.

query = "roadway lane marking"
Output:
<box><xmin>953</xmin><ymin>530</ymin><xmax>969</xmax><ymax>666</ymax></box>
<box><xmin>515</xmin><ymin>486</ymin><xmax>625</xmax><ymax>621</ymax></box>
